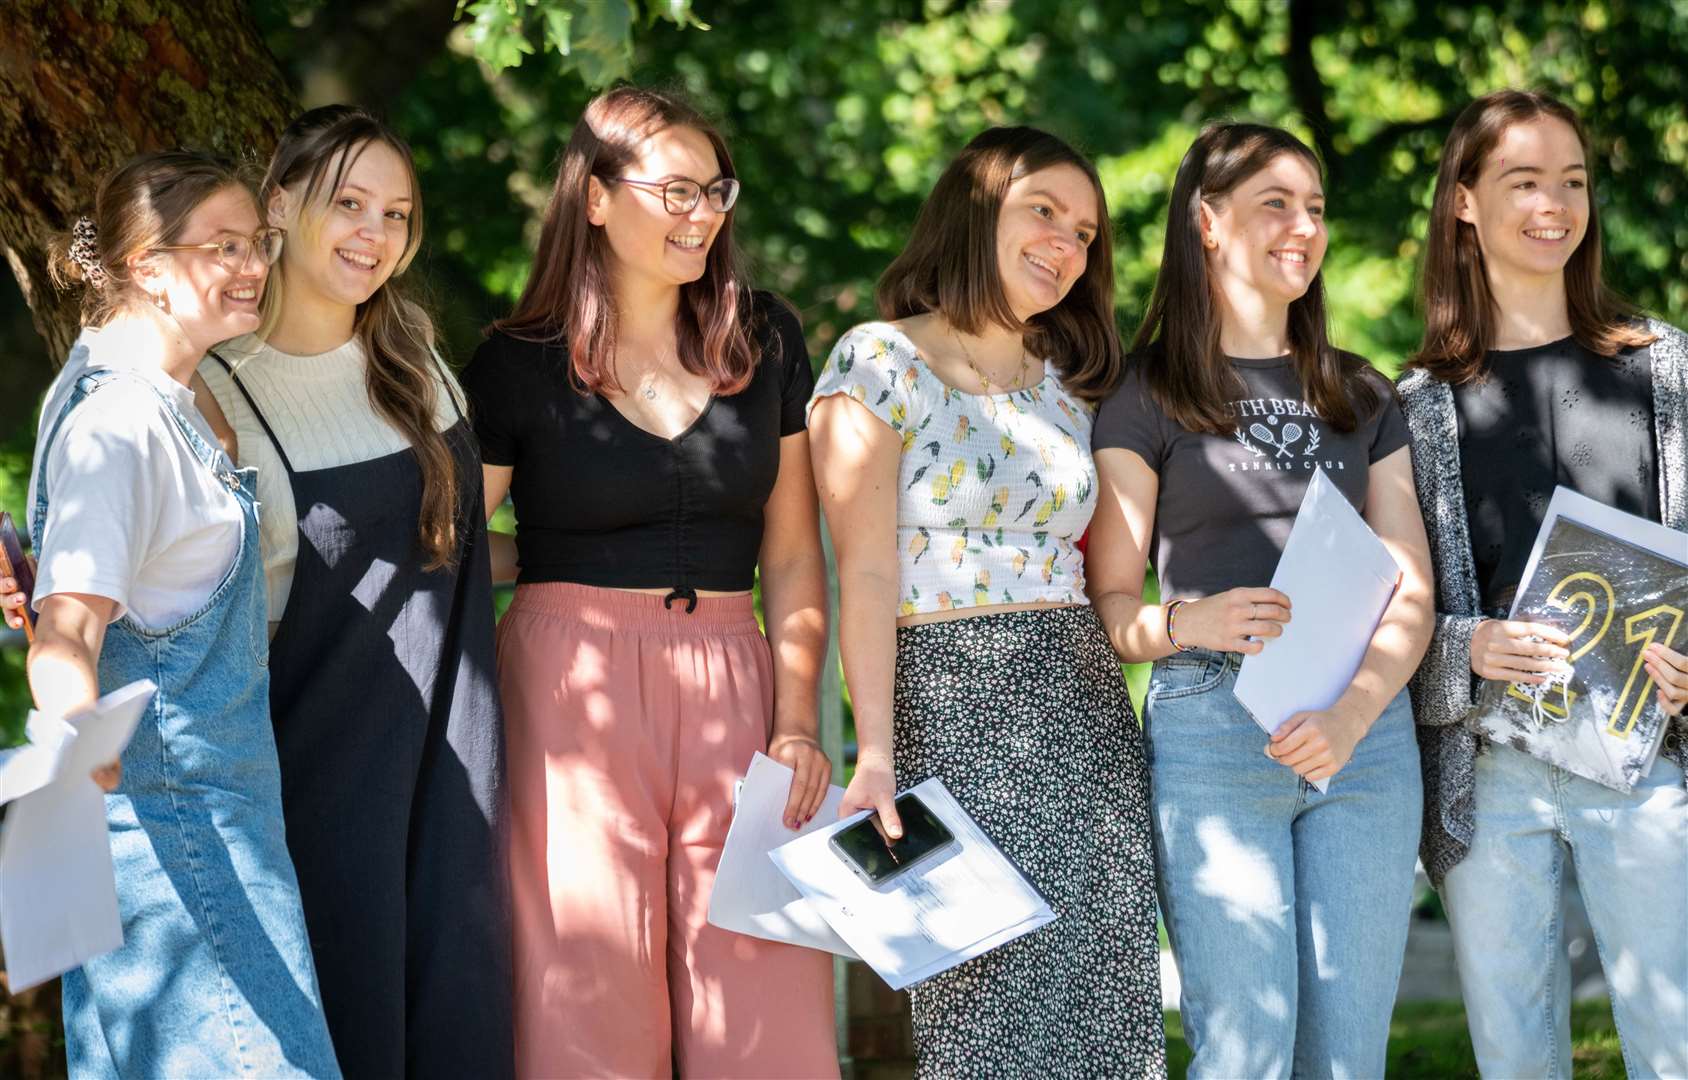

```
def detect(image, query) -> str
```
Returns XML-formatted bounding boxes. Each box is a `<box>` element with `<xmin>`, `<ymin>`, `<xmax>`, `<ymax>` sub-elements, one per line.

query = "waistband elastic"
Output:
<box><xmin>504</xmin><ymin>581</ymin><xmax>762</xmax><ymax>637</ymax></box>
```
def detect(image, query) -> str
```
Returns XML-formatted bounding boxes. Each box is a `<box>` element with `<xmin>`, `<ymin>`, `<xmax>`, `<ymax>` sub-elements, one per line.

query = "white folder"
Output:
<box><xmin>0</xmin><ymin>680</ymin><xmax>155</xmax><ymax>991</ymax></box>
<box><xmin>1233</xmin><ymin>467</ymin><xmax>1401</xmax><ymax>792</ymax></box>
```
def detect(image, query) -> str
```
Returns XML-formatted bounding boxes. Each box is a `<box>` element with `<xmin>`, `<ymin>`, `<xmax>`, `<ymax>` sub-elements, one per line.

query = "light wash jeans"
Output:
<box><xmin>1145</xmin><ymin>649</ymin><xmax>1422</xmax><ymax>1080</ymax></box>
<box><xmin>1442</xmin><ymin>740</ymin><xmax>1688</xmax><ymax>1079</ymax></box>
<box><xmin>37</xmin><ymin>368</ymin><xmax>340</xmax><ymax>1078</ymax></box>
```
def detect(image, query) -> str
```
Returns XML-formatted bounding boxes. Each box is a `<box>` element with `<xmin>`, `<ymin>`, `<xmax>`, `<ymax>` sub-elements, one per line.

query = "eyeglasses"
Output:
<box><xmin>615</xmin><ymin>176</ymin><xmax>741</xmax><ymax>215</ymax></box>
<box><xmin>149</xmin><ymin>227</ymin><xmax>286</xmax><ymax>272</ymax></box>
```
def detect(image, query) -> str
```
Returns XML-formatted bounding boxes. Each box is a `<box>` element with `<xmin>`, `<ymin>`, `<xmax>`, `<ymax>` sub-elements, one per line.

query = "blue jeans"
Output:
<box><xmin>38</xmin><ymin>368</ymin><xmax>340</xmax><ymax>1078</ymax></box>
<box><xmin>1145</xmin><ymin>649</ymin><xmax>1422</xmax><ymax>1080</ymax></box>
<box><xmin>1441</xmin><ymin>741</ymin><xmax>1688</xmax><ymax>1079</ymax></box>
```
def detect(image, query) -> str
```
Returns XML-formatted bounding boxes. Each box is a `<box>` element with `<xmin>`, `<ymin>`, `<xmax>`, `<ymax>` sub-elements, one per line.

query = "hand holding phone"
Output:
<box><xmin>0</xmin><ymin>511</ymin><xmax>37</xmax><ymax>641</ymax></box>
<box><xmin>829</xmin><ymin>791</ymin><xmax>957</xmax><ymax>887</ymax></box>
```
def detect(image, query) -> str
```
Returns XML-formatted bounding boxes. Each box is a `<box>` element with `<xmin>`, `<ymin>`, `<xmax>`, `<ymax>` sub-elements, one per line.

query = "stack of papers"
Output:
<box><xmin>1233</xmin><ymin>466</ymin><xmax>1402</xmax><ymax>793</ymax></box>
<box><xmin>707</xmin><ymin>753</ymin><xmax>857</xmax><ymax>958</ymax></box>
<box><xmin>709</xmin><ymin>756</ymin><xmax>1056</xmax><ymax>990</ymax></box>
<box><xmin>0</xmin><ymin>680</ymin><xmax>154</xmax><ymax>990</ymax></box>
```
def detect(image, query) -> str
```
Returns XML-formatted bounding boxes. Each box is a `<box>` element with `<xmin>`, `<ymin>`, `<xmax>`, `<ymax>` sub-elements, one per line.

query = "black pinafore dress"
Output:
<box><xmin>214</xmin><ymin>355</ymin><xmax>513</xmax><ymax>1080</ymax></box>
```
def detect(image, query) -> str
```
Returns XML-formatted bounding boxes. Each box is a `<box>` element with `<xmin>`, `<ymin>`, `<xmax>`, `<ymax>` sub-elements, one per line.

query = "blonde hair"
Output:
<box><xmin>260</xmin><ymin>105</ymin><xmax>460</xmax><ymax>571</ymax></box>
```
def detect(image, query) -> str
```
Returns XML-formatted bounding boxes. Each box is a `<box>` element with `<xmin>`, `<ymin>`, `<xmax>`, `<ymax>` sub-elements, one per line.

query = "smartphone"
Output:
<box><xmin>830</xmin><ymin>791</ymin><xmax>956</xmax><ymax>887</ymax></box>
<box><xmin>0</xmin><ymin>512</ymin><xmax>35</xmax><ymax>641</ymax></box>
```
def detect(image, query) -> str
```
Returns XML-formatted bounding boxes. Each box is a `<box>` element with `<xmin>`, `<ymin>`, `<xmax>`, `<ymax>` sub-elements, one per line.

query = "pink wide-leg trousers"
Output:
<box><xmin>498</xmin><ymin>583</ymin><xmax>838</xmax><ymax>1079</ymax></box>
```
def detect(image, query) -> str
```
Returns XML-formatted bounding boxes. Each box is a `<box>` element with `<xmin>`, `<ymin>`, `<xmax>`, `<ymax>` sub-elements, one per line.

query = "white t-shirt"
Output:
<box><xmin>196</xmin><ymin>333</ymin><xmax>463</xmax><ymax>624</ymax></box>
<box><xmin>29</xmin><ymin>327</ymin><xmax>245</xmax><ymax>629</ymax></box>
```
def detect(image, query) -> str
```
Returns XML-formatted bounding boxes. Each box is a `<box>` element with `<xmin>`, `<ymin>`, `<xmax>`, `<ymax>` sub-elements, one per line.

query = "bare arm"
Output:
<box><xmin>1270</xmin><ymin>446</ymin><xmax>1436</xmax><ymax>780</ymax></box>
<box><xmin>481</xmin><ymin>464</ymin><xmax>518</xmax><ymax>585</ymax></box>
<box><xmin>809</xmin><ymin>393</ymin><xmax>904</xmax><ymax>837</ymax></box>
<box><xmin>758</xmin><ymin>431</ymin><xmax>832</xmax><ymax>828</ymax></box>
<box><xmin>29</xmin><ymin>592</ymin><xmax>122</xmax><ymax>790</ymax></box>
<box><xmin>1087</xmin><ymin>446</ymin><xmax>1291</xmax><ymax>661</ymax></box>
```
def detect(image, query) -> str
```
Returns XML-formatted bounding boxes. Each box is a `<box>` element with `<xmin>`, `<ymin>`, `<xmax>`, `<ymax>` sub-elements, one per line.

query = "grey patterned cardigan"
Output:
<box><xmin>1398</xmin><ymin>319</ymin><xmax>1688</xmax><ymax>888</ymax></box>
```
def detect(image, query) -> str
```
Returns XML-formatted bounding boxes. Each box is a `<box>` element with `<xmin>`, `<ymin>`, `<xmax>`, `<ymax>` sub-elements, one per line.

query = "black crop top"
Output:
<box><xmin>461</xmin><ymin>292</ymin><xmax>814</xmax><ymax>592</ymax></box>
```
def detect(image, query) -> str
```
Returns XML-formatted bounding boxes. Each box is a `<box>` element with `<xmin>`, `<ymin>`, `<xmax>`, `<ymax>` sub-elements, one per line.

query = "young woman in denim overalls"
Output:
<box><xmin>21</xmin><ymin>151</ymin><xmax>339</xmax><ymax>1078</ymax></box>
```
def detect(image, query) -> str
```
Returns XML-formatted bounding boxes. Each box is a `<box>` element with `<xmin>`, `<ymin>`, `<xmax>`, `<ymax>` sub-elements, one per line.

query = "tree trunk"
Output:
<box><xmin>0</xmin><ymin>0</ymin><xmax>299</xmax><ymax>368</ymax></box>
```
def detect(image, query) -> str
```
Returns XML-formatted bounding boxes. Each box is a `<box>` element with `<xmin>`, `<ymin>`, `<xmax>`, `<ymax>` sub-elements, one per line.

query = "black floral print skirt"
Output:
<box><xmin>892</xmin><ymin>605</ymin><xmax>1167</xmax><ymax>1079</ymax></box>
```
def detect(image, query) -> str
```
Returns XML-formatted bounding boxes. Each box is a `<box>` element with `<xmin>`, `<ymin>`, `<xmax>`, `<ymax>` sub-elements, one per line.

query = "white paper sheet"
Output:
<box><xmin>1233</xmin><ymin>466</ymin><xmax>1402</xmax><ymax>793</ymax></box>
<box><xmin>0</xmin><ymin>680</ymin><xmax>155</xmax><ymax>991</ymax></box>
<box><xmin>706</xmin><ymin>752</ymin><xmax>857</xmax><ymax>958</ymax></box>
<box><xmin>768</xmin><ymin>777</ymin><xmax>1055</xmax><ymax>991</ymax></box>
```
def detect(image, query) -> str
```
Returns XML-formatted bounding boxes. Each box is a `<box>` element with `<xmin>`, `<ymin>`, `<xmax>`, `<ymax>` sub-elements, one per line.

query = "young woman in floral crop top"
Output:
<box><xmin>809</xmin><ymin>126</ymin><xmax>1166</xmax><ymax>1079</ymax></box>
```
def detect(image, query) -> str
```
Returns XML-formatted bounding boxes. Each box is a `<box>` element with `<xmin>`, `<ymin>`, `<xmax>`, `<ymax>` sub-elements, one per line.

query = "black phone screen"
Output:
<box><xmin>830</xmin><ymin>792</ymin><xmax>955</xmax><ymax>884</ymax></box>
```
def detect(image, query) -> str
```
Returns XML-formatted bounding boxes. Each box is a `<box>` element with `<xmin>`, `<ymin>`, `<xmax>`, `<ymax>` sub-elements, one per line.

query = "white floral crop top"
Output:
<box><xmin>809</xmin><ymin>322</ymin><xmax>1098</xmax><ymax>616</ymax></box>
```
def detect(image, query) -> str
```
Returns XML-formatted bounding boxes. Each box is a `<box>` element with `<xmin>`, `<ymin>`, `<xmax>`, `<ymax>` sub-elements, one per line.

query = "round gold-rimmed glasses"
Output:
<box><xmin>615</xmin><ymin>176</ymin><xmax>741</xmax><ymax>215</ymax></box>
<box><xmin>149</xmin><ymin>227</ymin><xmax>286</xmax><ymax>272</ymax></box>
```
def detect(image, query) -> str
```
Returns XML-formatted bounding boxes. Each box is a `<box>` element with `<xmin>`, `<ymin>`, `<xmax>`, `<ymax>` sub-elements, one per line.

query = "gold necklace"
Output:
<box><xmin>951</xmin><ymin>328</ymin><xmax>1031</xmax><ymax>393</ymax></box>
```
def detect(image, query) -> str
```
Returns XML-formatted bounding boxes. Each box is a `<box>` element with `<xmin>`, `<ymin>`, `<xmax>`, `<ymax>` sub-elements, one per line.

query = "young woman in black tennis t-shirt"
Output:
<box><xmin>459</xmin><ymin>87</ymin><xmax>838</xmax><ymax>1079</ymax></box>
<box><xmin>1086</xmin><ymin>123</ymin><xmax>1434</xmax><ymax>1078</ymax></box>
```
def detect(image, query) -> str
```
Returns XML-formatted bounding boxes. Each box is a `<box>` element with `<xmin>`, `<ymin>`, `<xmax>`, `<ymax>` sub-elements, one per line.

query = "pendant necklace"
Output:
<box><xmin>951</xmin><ymin>327</ymin><xmax>1031</xmax><ymax>394</ymax></box>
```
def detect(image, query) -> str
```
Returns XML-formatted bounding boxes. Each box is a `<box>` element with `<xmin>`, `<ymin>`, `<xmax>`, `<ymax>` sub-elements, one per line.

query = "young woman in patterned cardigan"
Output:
<box><xmin>1400</xmin><ymin>88</ymin><xmax>1688</xmax><ymax>1078</ymax></box>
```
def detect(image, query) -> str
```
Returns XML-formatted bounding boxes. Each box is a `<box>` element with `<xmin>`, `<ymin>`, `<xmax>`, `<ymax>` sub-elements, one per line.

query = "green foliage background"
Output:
<box><xmin>3</xmin><ymin>0</ymin><xmax>1687</xmax><ymax>745</ymax></box>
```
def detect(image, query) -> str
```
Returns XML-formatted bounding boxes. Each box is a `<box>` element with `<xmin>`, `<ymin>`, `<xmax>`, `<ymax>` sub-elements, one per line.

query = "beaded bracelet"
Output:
<box><xmin>1165</xmin><ymin>599</ymin><xmax>1196</xmax><ymax>653</ymax></box>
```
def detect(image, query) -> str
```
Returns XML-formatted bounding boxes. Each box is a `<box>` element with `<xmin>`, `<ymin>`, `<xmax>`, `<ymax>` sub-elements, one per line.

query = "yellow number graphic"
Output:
<box><xmin>1607</xmin><ymin>604</ymin><xmax>1685</xmax><ymax>738</ymax></box>
<box><xmin>1505</xmin><ymin>571</ymin><xmax>1615</xmax><ymax>718</ymax></box>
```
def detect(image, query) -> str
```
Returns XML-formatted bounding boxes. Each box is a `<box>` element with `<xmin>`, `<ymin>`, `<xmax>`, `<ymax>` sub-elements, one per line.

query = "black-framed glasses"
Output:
<box><xmin>616</xmin><ymin>176</ymin><xmax>740</xmax><ymax>214</ymax></box>
<box><xmin>149</xmin><ymin>227</ymin><xmax>286</xmax><ymax>272</ymax></box>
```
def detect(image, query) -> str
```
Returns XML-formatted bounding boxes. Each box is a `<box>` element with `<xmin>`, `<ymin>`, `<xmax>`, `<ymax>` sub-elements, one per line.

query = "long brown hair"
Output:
<box><xmin>260</xmin><ymin>105</ymin><xmax>460</xmax><ymax>571</ymax></box>
<box><xmin>1411</xmin><ymin>89</ymin><xmax>1654</xmax><ymax>384</ymax></box>
<box><xmin>1133</xmin><ymin>122</ymin><xmax>1374</xmax><ymax>435</ymax></box>
<box><xmin>876</xmin><ymin>126</ymin><xmax>1122</xmax><ymax>403</ymax></box>
<box><xmin>50</xmin><ymin>150</ymin><xmax>251</xmax><ymax>329</ymax></box>
<box><xmin>495</xmin><ymin>86</ymin><xmax>757</xmax><ymax>395</ymax></box>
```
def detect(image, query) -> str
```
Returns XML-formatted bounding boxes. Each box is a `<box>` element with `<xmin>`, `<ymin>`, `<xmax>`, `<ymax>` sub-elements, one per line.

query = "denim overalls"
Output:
<box><xmin>33</xmin><ymin>366</ymin><xmax>340</xmax><ymax>1079</ymax></box>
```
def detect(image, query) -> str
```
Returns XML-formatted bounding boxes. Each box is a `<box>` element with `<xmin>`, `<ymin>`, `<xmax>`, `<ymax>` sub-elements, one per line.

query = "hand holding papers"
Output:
<box><xmin>0</xmin><ymin>680</ymin><xmax>154</xmax><ymax>991</ymax></box>
<box><xmin>1233</xmin><ymin>466</ymin><xmax>1402</xmax><ymax>793</ymax></box>
<box><xmin>768</xmin><ymin>776</ymin><xmax>1055</xmax><ymax>991</ymax></box>
<box><xmin>707</xmin><ymin>752</ymin><xmax>857</xmax><ymax>958</ymax></box>
<box><xmin>1471</xmin><ymin>487</ymin><xmax>1688</xmax><ymax>792</ymax></box>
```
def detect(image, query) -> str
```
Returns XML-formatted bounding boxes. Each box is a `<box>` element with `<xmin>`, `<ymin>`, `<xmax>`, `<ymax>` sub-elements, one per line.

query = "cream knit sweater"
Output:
<box><xmin>197</xmin><ymin>333</ymin><xmax>464</xmax><ymax>625</ymax></box>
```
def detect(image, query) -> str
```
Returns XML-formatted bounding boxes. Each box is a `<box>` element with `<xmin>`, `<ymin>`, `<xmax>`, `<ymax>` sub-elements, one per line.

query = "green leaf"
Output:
<box><xmin>542</xmin><ymin>6</ymin><xmax>573</xmax><ymax>55</ymax></box>
<box><xmin>462</xmin><ymin>0</ymin><xmax>533</xmax><ymax>72</ymax></box>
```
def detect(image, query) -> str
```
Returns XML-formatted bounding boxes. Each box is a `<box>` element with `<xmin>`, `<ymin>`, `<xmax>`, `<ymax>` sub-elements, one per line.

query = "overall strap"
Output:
<box><xmin>211</xmin><ymin>349</ymin><xmax>298</xmax><ymax>477</ymax></box>
<box><xmin>32</xmin><ymin>369</ymin><xmax>111</xmax><ymax>545</ymax></box>
<box><xmin>428</xmin><ymin>348</ymin><xmax>468</xmax><ymax>427</ymax></box>
<box><xmin>32</xmin><ymin>367</ymin><xmax>233</xmax><ymax>544</ymax></box>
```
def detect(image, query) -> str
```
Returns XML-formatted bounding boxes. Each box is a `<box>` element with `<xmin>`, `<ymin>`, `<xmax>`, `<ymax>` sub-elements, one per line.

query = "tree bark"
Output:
<box><xmin>0</xmin><ymin>0</ymin><xmax>299</xmax><ymax>368</ymax></box>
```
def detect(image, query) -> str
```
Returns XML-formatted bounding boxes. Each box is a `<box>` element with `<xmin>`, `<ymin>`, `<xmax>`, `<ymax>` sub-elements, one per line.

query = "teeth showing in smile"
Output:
<box><xmin>1024</xmin><ymin>253</ymin><xmax>1058</xmax><ymax>278</ymax></box>
<box><xmin>338</xmin><ymin>249</ymin><xmax>378</xmax><ymax>269</ymax></box>
<box><xmin>668</xmin><ymin>234</ymin><xmax>705</xmax><ymax>249</ymax></box>
<box><xmin>1525</xmin><ymin>228</ymin><xmax>1569</xmax><ymax>240</ymax></box>
<box><xmin>1271</xmin><ymin>250</ymin><xmax>1308</xmax><ymax>264</ymax></box>
<box><xmin>226</xmin><ymin>286</ymin><xmax>257</xmax><ymax>300</ymax></box>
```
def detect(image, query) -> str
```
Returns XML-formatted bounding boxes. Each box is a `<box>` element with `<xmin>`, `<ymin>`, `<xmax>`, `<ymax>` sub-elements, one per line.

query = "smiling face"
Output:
<box><xmin>136</xmin><ymin>184</ymin><xmax>268</xmax><ymax>351</ymax></box>
<box><xmin>1456</xmin><ymin>116</ymin><xmax>1588</xmax><ymax>285</ymax></box>
<box><xmin>277</xmin><ymin>139</ymin><xmax>415</xmax><ymax>312</ymax></box>
<box><xmin>1201</xmin><ymin>151</ymin><xmax>1327</xmax><ymax>309</ymax></box>
<box><xmin>994</xmin><ymin>163</ymin><xmax>1099</xmax><ymax>321</ymax></box>
<box><xmin>588</xmin><ymin>124</ymin><xmax>728</xmax><ymax>294</ymax></box>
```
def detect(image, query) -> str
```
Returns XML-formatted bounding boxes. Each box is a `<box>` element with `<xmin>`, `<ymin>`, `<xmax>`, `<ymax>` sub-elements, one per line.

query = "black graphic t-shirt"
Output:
<box><xmin>1092</xmin><ymin>352</ymin><xmax>1409</xmax><ymax>599</ymax></box>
